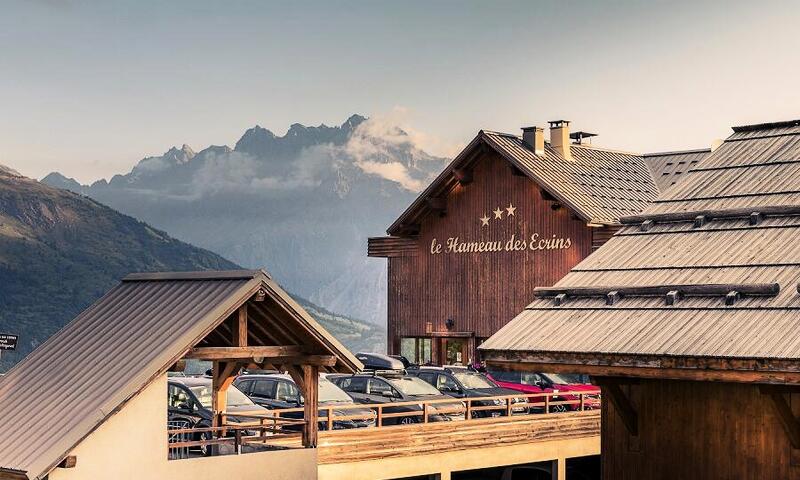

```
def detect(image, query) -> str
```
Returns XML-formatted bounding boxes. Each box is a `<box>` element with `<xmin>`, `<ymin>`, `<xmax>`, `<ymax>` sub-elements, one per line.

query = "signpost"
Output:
<box><xmin>0</xmin><ymin>333</ymin><xmax>18</xmax><ymax>360</ymax></box>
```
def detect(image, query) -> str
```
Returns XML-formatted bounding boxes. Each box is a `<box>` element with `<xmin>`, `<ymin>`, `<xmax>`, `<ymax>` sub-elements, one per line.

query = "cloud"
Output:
<box><xmin>355</xmin><ymin>160</ymin><xmax>424</xmax><ymax>191</ymax></box>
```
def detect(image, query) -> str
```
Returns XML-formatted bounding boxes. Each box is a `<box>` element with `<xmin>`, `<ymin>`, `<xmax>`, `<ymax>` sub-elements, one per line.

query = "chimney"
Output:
<box><xmin>521</xmin><ymin>126</ymin><xmax>545</xmax><ymax>156</ymax></box>
<box><xmin>549</xmin><ymin>120</ymin><xmax>572</xmax><ymax>161</ymax></box>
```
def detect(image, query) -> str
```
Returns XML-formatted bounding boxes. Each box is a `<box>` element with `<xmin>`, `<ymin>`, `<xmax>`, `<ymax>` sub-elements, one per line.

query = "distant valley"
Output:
<box><xmin>0</xmin><ymin>166</ymin><xmax>385</xmax><ymax>371</ymax></box>
<box><xmin>43</xmin><ymin>114</ymin><xmax>449</xmax><ymax>326</ymax></box>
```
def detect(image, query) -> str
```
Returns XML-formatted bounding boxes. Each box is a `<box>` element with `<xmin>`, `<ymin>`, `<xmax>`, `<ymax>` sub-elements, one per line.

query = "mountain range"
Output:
<box><xmin>43</xmin><ymin>114</ymin><xmax>448</xmax><ymax>325</ymax></box>
<box><xmin>0</xmin><ymin>166</ymin><xmax>385</xmax><ymax>371</ymax></box>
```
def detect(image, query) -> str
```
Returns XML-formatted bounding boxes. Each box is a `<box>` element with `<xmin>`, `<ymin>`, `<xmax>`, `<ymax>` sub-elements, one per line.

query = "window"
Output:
<box><xmin>400</xmin><ymin>337</ymin><xmax>432</xmax><ymax>364</ymax></box>
<box><xmin>338</xmin><ymin>376</ymin><xmax>367</xmax><ymax>393</ymax></box>
<box><xmin>252</xmin><ymin>379</ymin><xmax>276</xmax><ymax>398</ymax></box>
<box><xmin>275</xmin><ymin>381</ymin><xmax>300</xmax><ymax>402</ymax></box>
<box><xmin>368</xmin><ymin>378</ymin><xmax>394</xmax><ymax>396</ymax></box>
<box><xmin>236</xmin><ymin>380</ymin><xmax>252</xmax><ymax>395</ymax></box>
<box><xmin>168</xmin><ymin>385</ymin><xmax>191</xmax><ymax>410</ymax></box>
<box><xmin>437</xmin><ymin>374</ymin><xmax>460</xmax><ymax>392</ymax></box>
<box><xmin>418</xmin><ymin>372</ymin><xmax>437</xmax><ymax>386</ymax></box>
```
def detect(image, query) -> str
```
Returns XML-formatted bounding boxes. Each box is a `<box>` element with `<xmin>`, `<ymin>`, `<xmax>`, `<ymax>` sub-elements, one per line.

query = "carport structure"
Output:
<box><xmin>0</xmin><ymin>269</ymin><xmax>360</xmax><ymax>480</ymax></box>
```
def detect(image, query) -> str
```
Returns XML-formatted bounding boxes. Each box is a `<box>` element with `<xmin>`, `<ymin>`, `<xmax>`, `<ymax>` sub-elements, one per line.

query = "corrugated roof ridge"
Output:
<box><xmin>643</xmin><ymin>147</ymin><xmax>712</xmax><ymax>157</ymax></box>
<box><xmin>122</xmin><ymin>269</ymin><xmax>268</xmax><ymax>281</ymax></box>
<box><xmin>732</xmin><ymin>119</ymin><xmax>800</xmax><ymax>132</ymax></box>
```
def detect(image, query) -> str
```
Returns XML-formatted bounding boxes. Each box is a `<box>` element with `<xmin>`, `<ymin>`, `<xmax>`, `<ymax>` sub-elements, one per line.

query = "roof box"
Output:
<box><xmin>356</xmin><ymin>352</ymin><xmax>405</xmax><ymax>371</ymax></box>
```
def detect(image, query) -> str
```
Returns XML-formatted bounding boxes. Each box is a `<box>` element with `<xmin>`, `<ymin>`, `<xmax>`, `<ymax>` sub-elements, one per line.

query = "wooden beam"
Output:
<box><xmin>283</xmin><ymin>364</ymin><xmax>306</xmax><ymax>390</ymax></box>
<box><xmin>620</xmin><ymin>204</ymin><xmax>800</xmax><ymax>225</ymax></box>
<box><xmin>533</xmin><ymin>283</ymin><xmax>780</xmax><ymax>299</ymax></box>
<box><xmin>484</xmin><ymin>358</ymin><xmax>800</xmax><ymax>385</ymax></box>
<box><xmin>233</xmin><ymin>305</ymin><xmax>248</xmax><ymax>347</ymax></box>
<box><xmin>761</xmin><ymin>385</ymin><xmax>800</xmax><ymax>448</ymax></box>
<box><xmin>266</xmin><ymin>354</ymin><xmax>337</xmax><ymax>367</ymax></box>
<box><xmin>212</xmin><ymin>361</ymin><xmax>239</xmax><ymax>429</ymax></box>
<box><xmin>302</xmin><ymin>364</ymin><xmax>320</xmax><ymax>448</ymax></box>
<box><xmin>57</xmin><ymin>456</ymin><xmax>77</xmax><ymax>469</ymax></box>
<box><xmin>453</xmin><ymin>167</ymin><xmax>473</xmax><ymax>185</ymax></box>
<box><xmin>184</xmin><ymin>345</ymin><xmax>303</xmax><ymax>360</ymax></box>
<box><xmin>425</xmin><ymin>197</ymin><xmax>447</xmax><ymax>214</ymax></box>
<box><xmin>597</xmin><ymin>381</ymin><xmax>638</xmax><ymax>436</ymax></box>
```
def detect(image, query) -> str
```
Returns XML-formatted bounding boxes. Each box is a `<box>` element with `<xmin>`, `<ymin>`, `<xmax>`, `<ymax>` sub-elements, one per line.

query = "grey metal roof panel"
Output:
<box><xmin>480</xmin><ymin>308</ymin><xmax>800</xmax><ymax>359</ymax></box>
<box><xmin>643</xmin><ymin>149</ymin><xmax>710</xmax><ymax>191</ymax></box>
<box><xmin>0</xmin><ymin>270</ymin><xmax>361</xmax><ymax>479</ymax></box>
<box><xmin>481</xmin><ymin>120</ymin><xmax>800</xmax><ymax>365</ymax></box>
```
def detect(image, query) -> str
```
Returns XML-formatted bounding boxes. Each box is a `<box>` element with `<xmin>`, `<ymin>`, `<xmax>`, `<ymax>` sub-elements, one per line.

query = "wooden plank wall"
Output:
<box><xmin>602</xmin><ymin>379</ymin><xmax>800</xmax><ymax>479</ymax></box>
<box><xmin>387</xmin><ymin>152</ymin><xmax>593</xmax><ymax>354</ymax></box>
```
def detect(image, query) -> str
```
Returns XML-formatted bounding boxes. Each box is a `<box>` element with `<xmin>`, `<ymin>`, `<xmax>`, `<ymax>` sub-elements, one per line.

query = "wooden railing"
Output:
<box><xmin>167</xmin><ymin>413</ymin><xmax>306</xmax><ymax>458</ymax></box>
<box><xmin>167</xmin><ymin>390</ymin><xmax>601</xmax><ymax>458</ymax></box>
<box><xmin>270</xmin><ymin>389</ymin><xmax>601</xmax><ymax>430</ymax></box>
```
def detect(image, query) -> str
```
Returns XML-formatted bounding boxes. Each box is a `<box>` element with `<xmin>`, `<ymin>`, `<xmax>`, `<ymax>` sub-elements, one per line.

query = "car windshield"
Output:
<box><xmin>390</xmin><ymin>377</ymin><xmax>441</xmax><ymax>396</ymax></box>
<box><xmin>190</xmin><ymin>384</ymin><xmax>254</xmax><ymax>408</ymax></box>
<box><xmin>453</xmin><ymin>371</ymin><xmax>496</xmax><ymax>389</ymax></box>
<box><xmin>319</xmin><ymin>379</ymin><xmax>352</xmax><ymax>403</ymax></box>
<box><xmin>545</xmin><ymin>373</ymin><xmax>585</xmax><ymax>385</ymax></box>
<box><xmin>489</xmin><ymin>370</ymin><xmax>540</xmax><ymax>385</ymax></box>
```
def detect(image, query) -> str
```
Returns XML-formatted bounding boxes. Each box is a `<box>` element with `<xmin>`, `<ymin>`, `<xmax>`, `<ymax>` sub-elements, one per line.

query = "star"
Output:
<box><xmin>480</xmin><ymin>214</ymin><xmax>490</xmax><ymax>226</ymax></box>
<box><xmin>493</xmin><ymin>207</ymin><xmax>504</xmax><ymax>220</ymax></box>
<box><xmin>506</xmin><ymin>203</ymin><xmax>516</xmax><ymax>216</ymax></box>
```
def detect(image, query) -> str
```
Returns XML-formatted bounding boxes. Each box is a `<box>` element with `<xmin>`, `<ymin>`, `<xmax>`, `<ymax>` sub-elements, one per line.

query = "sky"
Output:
<box><xmin>1</xmin><ymin>0</ymin><xmax>799</xmax><ymax>183</ymax></box>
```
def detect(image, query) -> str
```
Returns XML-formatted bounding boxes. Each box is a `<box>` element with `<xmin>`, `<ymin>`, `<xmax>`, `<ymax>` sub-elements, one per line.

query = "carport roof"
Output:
<box><xmin>0</xmin><ymin>269</ymin><xmax>361</xmax><ymax>480</ymax></box>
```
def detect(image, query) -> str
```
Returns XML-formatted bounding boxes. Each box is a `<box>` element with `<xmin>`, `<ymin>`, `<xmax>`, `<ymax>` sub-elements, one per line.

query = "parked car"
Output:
<box><xmin>168</xmin><ymin>376</ymin><xmax>269</xmax><ymax>455</ymax></box>
<box><xmin>233</xmin><ymin>373</ymin><xmax>376</xmax><ymax>430</ymax></box>
<box><xmin>407</xmin><ymin>366</ymin><xmax>527</xmax><ymax>417</ymax></box>
<box><xmin>486</xmin><ymin>370</ymin><xmax>600</xmax><ymax>412</ymax></box>
<box><xmin>329</xmin><ymin>372</ymin><xmax>466</xmax><ymax>424</ymax></box>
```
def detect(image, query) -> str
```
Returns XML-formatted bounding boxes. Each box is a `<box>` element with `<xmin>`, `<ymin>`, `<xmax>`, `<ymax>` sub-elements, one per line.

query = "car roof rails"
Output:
<box><xmin>363</xmin><ymin>369</ymin><xmax>407</xmax><ymax>378</ymax></box>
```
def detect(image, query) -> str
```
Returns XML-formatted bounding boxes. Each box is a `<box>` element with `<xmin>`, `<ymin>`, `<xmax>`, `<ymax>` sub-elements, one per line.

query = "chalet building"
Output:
<box><xmin>0</xmin><ymin>270</ymin><xmax>360</xmax><ymax>480</ymax></box>
<box><xmin>369</xmin><ymin>120</ymin><xmax>707</xmax><ymax>365</ymax></box>
<box><xmin>480</xmin><ymin>119</ymin><xmax>800</xmax><ymax>478</ymax></box>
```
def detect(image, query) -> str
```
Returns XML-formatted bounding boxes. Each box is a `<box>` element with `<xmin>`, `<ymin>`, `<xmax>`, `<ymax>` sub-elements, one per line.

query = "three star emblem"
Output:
<box><xmin>480</xmin><ymin>203</ymin><xmax>516</xmax><ymax>227</ymax></box>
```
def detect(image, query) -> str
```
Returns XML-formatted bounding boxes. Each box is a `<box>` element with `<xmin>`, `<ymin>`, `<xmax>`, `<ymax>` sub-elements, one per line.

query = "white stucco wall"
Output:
<box><xmin>49</xmin><ymin>374</ymin><xmax>317</xmax><ymax>480</ymax></box>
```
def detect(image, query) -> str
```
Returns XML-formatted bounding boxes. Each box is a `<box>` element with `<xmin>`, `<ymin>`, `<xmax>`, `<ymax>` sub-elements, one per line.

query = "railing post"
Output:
<box><xmin>506</xmin><ymin>398</ymin><xmax>512</xmax><ymax>417</ymax></box>
<box><xmin>545</xmin><ymin>394</ymin><xmax>550</xmax><ymax>413</ymax></box>
<box><xmin>327</xmin><ymin>406</ymin><xmax>334</xmax><ymax>431</ymax></box>
<box><xmin>423</xmin><ymin>403</ymin><xmax>429</xmax><ymax>423</ymax></box>
<box><xmin>580</xmin><ymin>393</ymin><xmax>585</xmax><ymax>411</ymax></box>
<box><xmin>466</xmin><ymin>399</ymin><xmax>472</xmax><ymax>420</ymax></box>
<box><xmin>377</xmin><ymin>405</ymin><xmax>383</xmax><ymax>427</ymax></box>
<box><xmin>234</xmin><ymin>429</ymin><xmax>242</xmax><ymax>455</ymax></box>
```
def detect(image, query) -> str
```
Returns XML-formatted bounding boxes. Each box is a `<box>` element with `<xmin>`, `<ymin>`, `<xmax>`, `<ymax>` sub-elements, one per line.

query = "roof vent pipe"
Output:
<box><xmin>521</xmin><ymin>126</ymin><xmax>545</xmax><ymax>156</ymax></box>
<box><xmin>549</xmin><ymin>120</ymin><xmax>573</xmax><ymax>161</ymax></box>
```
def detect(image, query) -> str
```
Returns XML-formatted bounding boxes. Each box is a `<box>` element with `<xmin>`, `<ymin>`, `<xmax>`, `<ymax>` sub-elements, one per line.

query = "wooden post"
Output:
<box><xmin>301</xmin><ymin>364</ymin><xmax>319</xmax><ymax>447</ymax></box>
<box><xmin>327</xmin><ymin>406</ymin><xmax>334</xmax><ymax>431</ymax></box>
<box><xmin>211</xmin><ymin>361</ymin><xmax>238</xmax><ymax>430</ymax></box>
<box><xmin>233</xmin><ymin>305</ymin><xmax>248</xmax><ymax>347</ymax></box>
<box><xmin>376</xmin><ymin>405</ymin><xmax>383</xmax><ymax>427</ymax></box>
<box><xmin>465</xmin><ymin>399</ymin><xmax>472</xmax><ymax>420</ymax></box>
<box><xmin>423</xmin><ymin>403</ymin><xmax>429</xmax><ymax>423</ymax></box>
<box><xmin>506</xmin><ymin>398</ymin><xmax>512</xmax><ymax>417</ymax></box>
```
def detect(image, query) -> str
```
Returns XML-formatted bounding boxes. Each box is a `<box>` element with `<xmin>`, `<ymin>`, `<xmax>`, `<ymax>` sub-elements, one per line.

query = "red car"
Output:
<box><xmin>485</xmin><ymin>370</ymin><xmax>600</xmax><ymax>412</ymax></box>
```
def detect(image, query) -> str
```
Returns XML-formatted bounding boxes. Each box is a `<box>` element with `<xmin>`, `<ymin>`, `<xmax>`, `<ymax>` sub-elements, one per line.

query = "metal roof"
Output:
<box><xmin>643</xmin><ymin>148</ymin><xmax>711</xmax><ymax>191</ymax></box>
<box><xmin>386</xmin><ymin>129</ymin><xmax>661</xmax><ymax>235</ymax></box>
<box><xmin>480</xmin><ymin>120</ymin><xmax>800</xmax><ymax>366</ymax></box>
<box><xmin>0</xmin><ymin>270</ymin><xmax>361</xmax><ymax>480</ymax></box>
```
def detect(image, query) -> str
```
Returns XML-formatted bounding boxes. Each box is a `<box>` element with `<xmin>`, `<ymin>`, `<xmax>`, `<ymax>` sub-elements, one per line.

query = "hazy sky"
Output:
<box><xmin>2</xmin><ymin>0</ymin><xmax>799</xmax><ymax>182</ymax></box>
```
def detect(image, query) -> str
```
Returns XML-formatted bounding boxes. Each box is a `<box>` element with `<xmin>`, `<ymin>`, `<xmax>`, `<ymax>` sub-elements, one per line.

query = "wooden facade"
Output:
<box><xmin>373</xmin><ymin>145</ymin><xmax>622</xmax><ymax>364</ymax></box>
<box><xmin>601</xmin><ymin>379</ymin><xmax>800</xmax><ymax>479</ymax></box>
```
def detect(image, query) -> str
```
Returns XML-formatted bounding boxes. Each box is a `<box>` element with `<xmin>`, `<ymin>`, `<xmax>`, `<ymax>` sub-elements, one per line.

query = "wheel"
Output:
<box><xmin>550</xmin><ymin>404</ymin><xmax>567</xmax><ymax>414</ymax></box>
<box><xmin>399</xmin><ymin>416</ymin><xmax>417</xmax><ymax>425</ymax></box>
<box><xmin>198</xmin><ymin>430</ymin><xmax>214</xmax><ymax>457</ymax></box>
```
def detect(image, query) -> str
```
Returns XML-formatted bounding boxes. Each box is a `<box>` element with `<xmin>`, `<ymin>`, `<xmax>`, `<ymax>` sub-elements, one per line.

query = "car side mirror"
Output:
<box><xmin>178</xmin><ymin>402</ymin><xmax>192</xmax><ymax>412</ymax></box>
